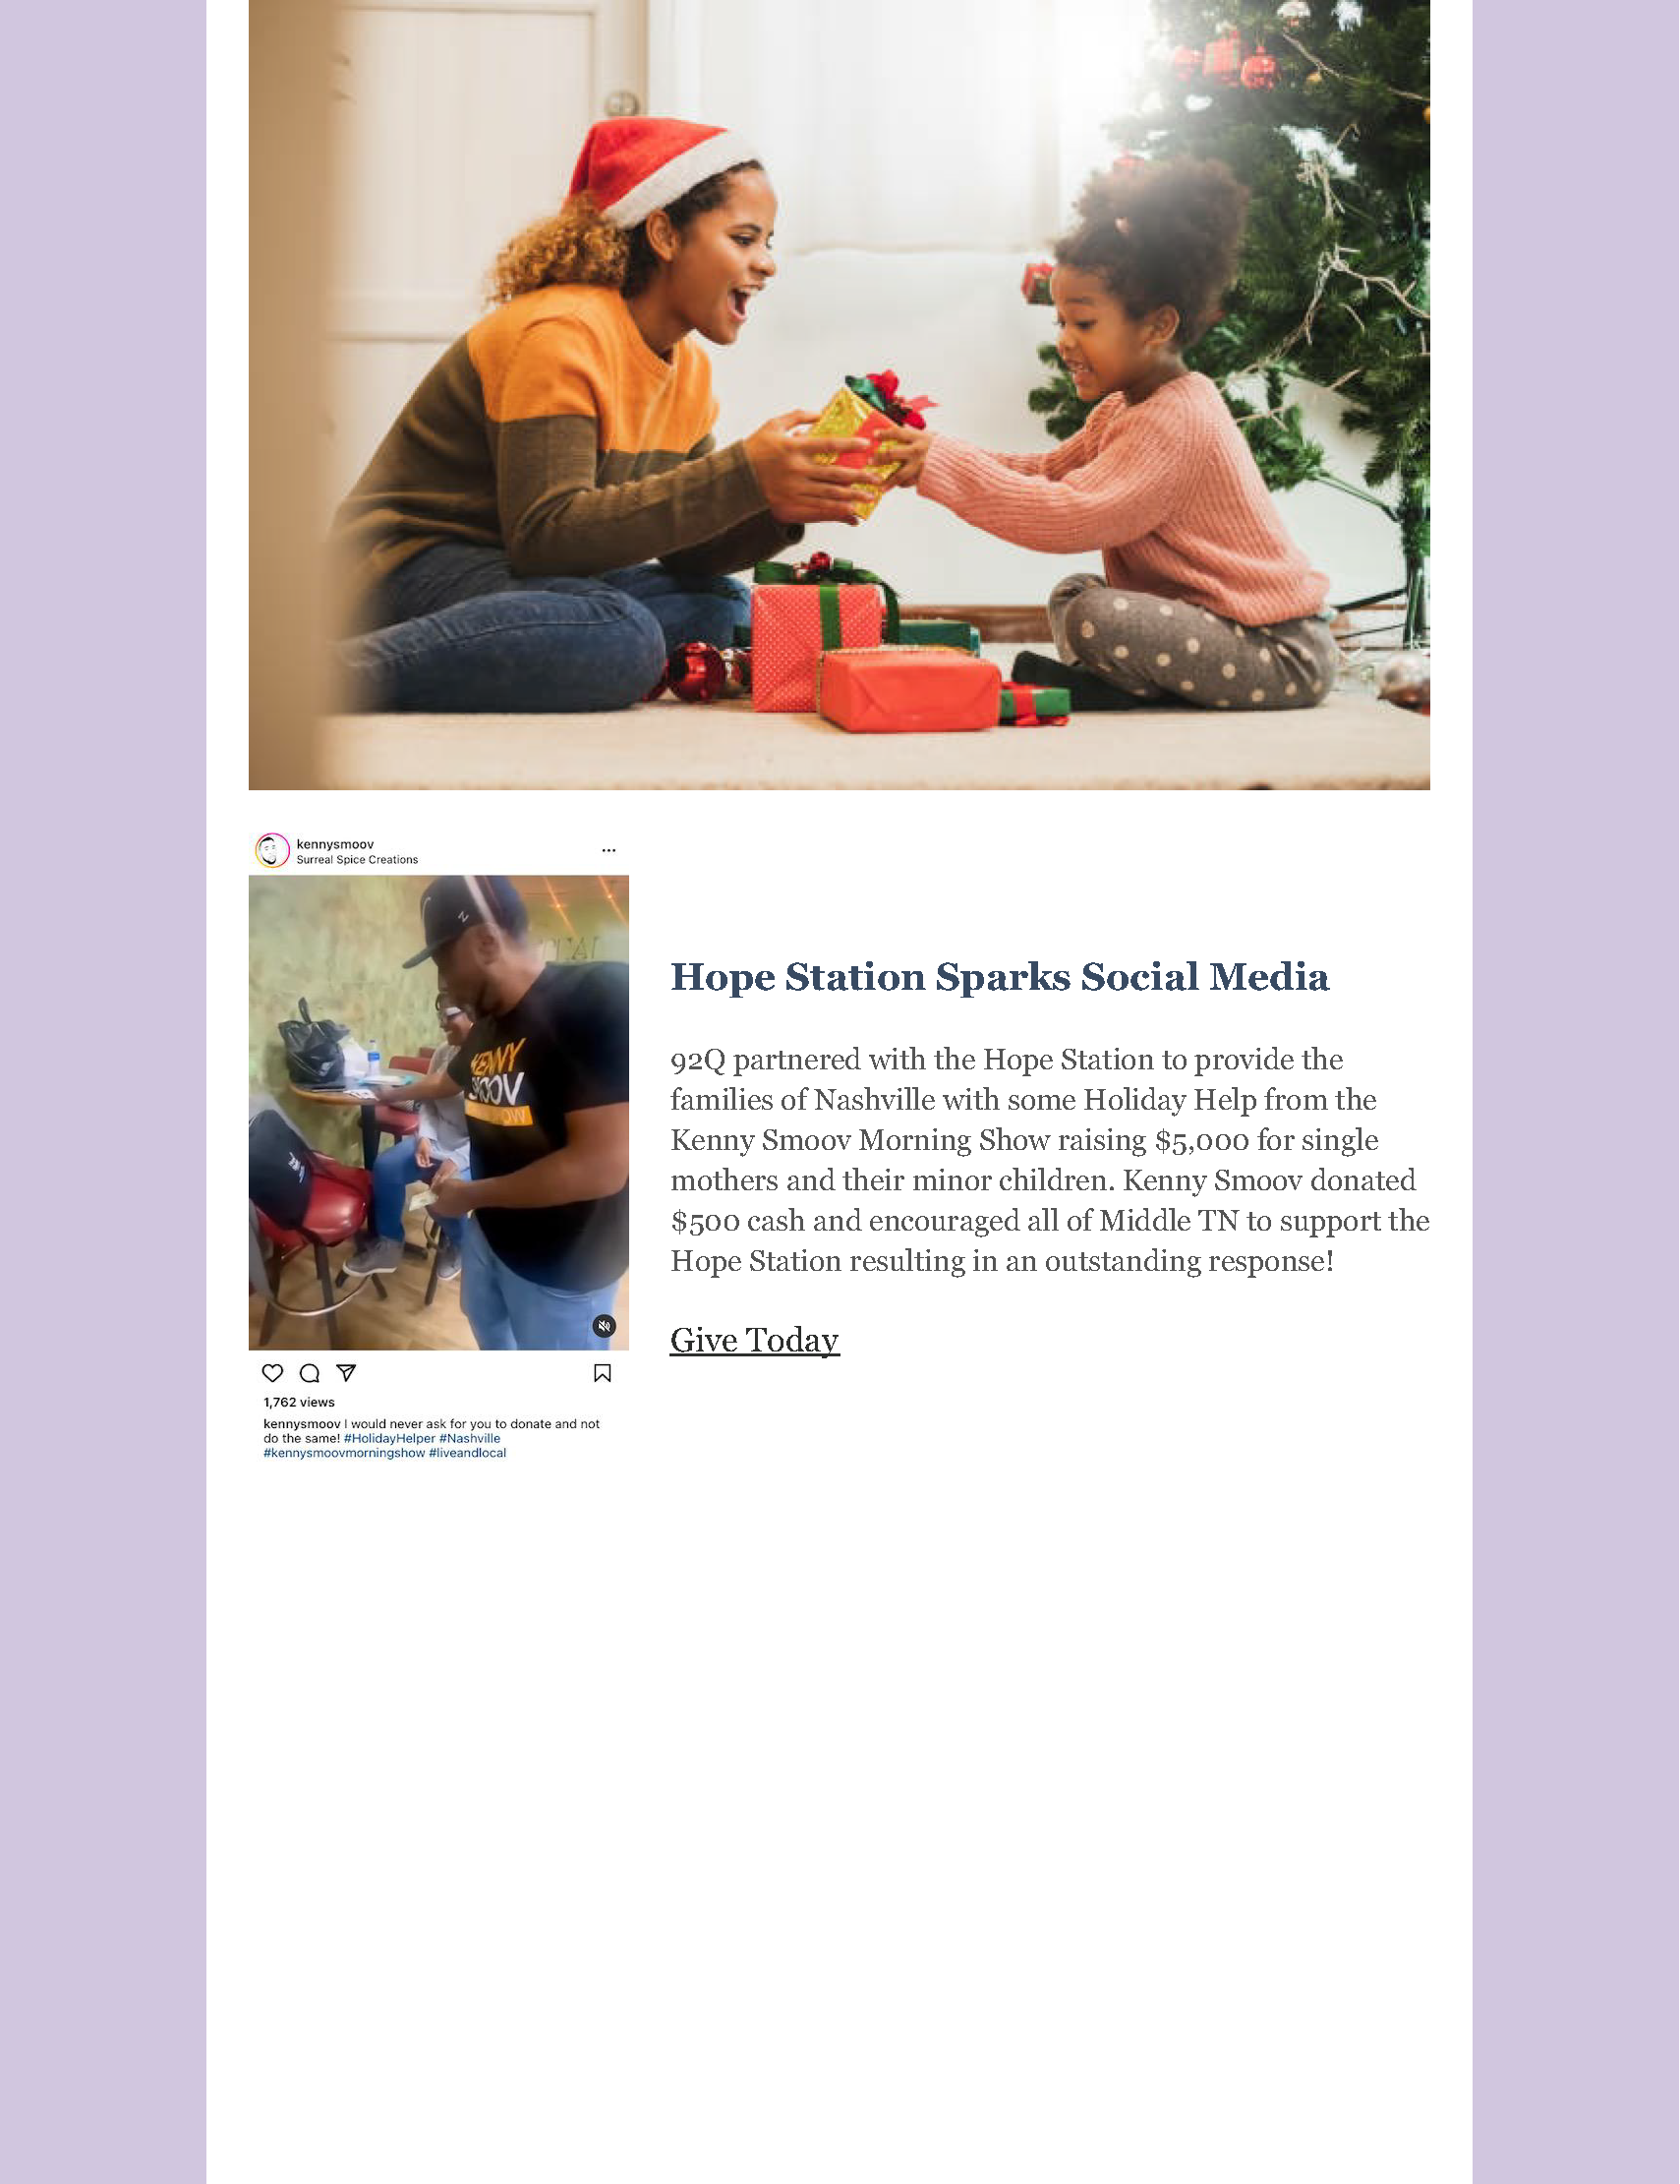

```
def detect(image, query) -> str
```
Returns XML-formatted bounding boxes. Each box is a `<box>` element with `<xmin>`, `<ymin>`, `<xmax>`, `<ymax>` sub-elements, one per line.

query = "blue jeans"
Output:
<box><xmin>372</xmin><ymin>1137</ymin><xmax>465</xmax><ymax>1245</ymax></box>
<box><xmin>459</xmin><ymin>1217</ymin><xmax>619</xmax><ymax>1351</ymax></box>
<box><xmin>339</xmin><ymin>542</ymin><xmax>750</xmax><ymax>713</ymax></box>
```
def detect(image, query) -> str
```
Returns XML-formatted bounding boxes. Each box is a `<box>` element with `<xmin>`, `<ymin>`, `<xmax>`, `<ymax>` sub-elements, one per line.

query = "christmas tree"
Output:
<box><xmin>1029</xmin><ymin>0</ymin><xmax>1429</xmax><ymax>639</ymax></box>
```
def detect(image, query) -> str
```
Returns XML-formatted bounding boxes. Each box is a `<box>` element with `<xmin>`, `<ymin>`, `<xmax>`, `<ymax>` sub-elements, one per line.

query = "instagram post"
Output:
<box><xmin>247</xmin><ymin>869</ymin><xmax>629</xmax><ymax>1352</ymax></box>
<box><xmin>251</xmin><ymin>0</ymin><xmax>1428</xmax><ymax>793</ymax></box>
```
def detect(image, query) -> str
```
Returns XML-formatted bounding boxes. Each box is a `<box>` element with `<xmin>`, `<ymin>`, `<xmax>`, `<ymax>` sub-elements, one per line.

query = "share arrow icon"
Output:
<box><xmin>336</xmin><ymin>1363</ymin><xmax>357</xmax><ymax>1382</ymax></box>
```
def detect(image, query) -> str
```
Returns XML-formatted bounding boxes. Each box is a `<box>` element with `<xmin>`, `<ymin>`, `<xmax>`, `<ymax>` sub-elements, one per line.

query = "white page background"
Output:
<box><xmin>213</xmin><ymin>7</ymin><xmax>1469</xmax><ymax>2174</ymax></box>
<box><xmin>212</xmin><ymin>787</ymin><xmax>1470</xmax><ymax>2184</ymax></box>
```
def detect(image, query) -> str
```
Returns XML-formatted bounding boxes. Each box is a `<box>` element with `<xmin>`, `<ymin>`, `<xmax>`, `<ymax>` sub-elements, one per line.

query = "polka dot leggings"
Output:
<box><xmin>1048</xmin><ymin>575</ymin><xmax>1342</xmax><ymax>711</ymax></box>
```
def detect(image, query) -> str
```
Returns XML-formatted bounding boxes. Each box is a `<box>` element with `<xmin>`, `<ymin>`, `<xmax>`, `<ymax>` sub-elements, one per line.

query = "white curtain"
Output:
<box><xmin>650</xmin><ymin>0</ymin><xmax>1158</xmax><ymax>255</ymax></box>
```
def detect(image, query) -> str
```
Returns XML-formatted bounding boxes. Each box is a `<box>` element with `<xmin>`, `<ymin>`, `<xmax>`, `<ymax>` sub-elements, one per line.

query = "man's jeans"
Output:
<box><xmin>371</xmin><ymin>1137</ymin><xmax>465</xmax><ymax>1245</ymax></box>
<box><xmin>338</xmin><ymin>542</ymin><xmax>749</xmax><ymax>713</ymax></box>
<box><xmin>459</xmin><ymin>1217</ymin><xmax>618</xmax><ymax>1351</ymax></box>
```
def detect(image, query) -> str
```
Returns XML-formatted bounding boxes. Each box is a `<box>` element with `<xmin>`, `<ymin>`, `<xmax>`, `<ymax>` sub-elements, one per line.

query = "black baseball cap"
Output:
<box><xmin>402</xmin><ymin>876</ymin><xmax>527</xmax><ymax>968</ymax></box>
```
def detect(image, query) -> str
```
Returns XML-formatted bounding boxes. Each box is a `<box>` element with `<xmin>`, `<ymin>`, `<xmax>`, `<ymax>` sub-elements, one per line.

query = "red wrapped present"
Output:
<box><xmin>817</xmin><ymin>648</ymin><xmax>1001</xmax><ymax>734</ymax></box>
<box><xmin>1202</xmin><ymin>33</ymin><xmax>1243</xmax><ymax>82</ymax></box>
<box><xmin>751</xmin><ymin>554</ymin><xmax>893</xmax><ymax>712</ymax></box>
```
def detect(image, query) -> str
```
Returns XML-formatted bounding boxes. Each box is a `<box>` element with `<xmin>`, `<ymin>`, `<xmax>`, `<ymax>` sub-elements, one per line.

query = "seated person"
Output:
<box><xmin>347</xmin><ymin>999</ymin><xmax>476</xmax><ymax>1281</ymax></box>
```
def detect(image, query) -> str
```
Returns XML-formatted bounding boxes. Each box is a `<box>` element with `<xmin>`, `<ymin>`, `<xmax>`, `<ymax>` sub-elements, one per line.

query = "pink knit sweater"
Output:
<box><xmin>917</xmin><ymin>372</ymin><xmax>1327</xmax><ymax>626</ymax></box>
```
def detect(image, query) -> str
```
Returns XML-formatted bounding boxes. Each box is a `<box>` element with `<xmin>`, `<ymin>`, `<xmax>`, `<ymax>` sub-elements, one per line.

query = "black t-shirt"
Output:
<box><xmin>447</xmin><ymin>961</ymin><xmax>629</xmax><ymax>1288</ymax></box>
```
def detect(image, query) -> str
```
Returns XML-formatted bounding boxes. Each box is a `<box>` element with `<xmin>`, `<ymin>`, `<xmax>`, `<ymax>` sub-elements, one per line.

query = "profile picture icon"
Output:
<box><xmin>255</xmin><ymin>833</ymin><xmax>291</xmax><ymax>868</ymax></box>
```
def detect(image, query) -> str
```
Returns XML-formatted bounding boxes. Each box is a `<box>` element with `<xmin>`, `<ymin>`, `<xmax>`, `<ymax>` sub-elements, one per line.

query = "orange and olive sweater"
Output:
<box><xmin>332</xmin><ymin>284</ymin><xmax>793</xmax><ymax>623</ymax></box>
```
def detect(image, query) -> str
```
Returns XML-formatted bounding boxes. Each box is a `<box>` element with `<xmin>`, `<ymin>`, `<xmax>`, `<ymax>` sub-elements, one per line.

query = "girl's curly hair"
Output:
<box><xmin>1053</xmin><ymin>156</ymin><xmax>1248</xmax><ymax>349</ymax></box>
<box><xmin>488</xmin><ymin>160</ymin><xmax>765</xmax><ymax>306</ymax></box>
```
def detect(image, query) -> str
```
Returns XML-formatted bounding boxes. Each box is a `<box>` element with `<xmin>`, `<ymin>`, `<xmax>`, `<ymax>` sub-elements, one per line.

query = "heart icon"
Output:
<box><xmin>261</xmin><ymin>1362</ymin><xmax>283</xmax><ymax>1381</ymax></box>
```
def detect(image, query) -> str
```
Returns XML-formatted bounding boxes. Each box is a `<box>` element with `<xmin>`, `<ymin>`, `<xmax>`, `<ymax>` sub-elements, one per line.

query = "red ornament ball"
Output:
<box><xmin>1171</xmin><ymin>44</ymin><xmax>1202</xmax><ymax>80</ymax></box>
<box><xmin>662</xmin><ymin>644</ymin><xmax>751</xmax><ymax>703</ymax></box>
<box><xmin>667</xmin><ymin>642</ymin><xmax>726</xmax><ymax>703</ymax></box>
<box><xmin>1241</xmin><ymin>51</ymin><xmax>1280</xmax><ymax>87</ymax></box>
<box><xmin>1378</xmin><ymin>652</ymin><xmax>1430</xmax><ymax>714</ymax></box>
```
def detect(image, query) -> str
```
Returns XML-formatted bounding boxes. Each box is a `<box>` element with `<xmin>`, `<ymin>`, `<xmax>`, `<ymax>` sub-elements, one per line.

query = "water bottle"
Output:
<box><xmin>367</xmin><ymin>1046</ymin><xmax>381</xmax><ymax>1081</ymax></box>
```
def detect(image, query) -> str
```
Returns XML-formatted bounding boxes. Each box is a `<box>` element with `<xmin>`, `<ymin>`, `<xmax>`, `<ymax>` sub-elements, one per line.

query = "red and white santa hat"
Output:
<box><xmin>568</xmin><ymin>117</ymin><xmax>758</xmax><ymax>230</ymax></box>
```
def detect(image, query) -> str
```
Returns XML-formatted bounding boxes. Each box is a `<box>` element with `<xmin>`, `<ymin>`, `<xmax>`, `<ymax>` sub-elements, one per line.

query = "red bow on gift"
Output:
<box><xmin>875</xmin><ymin>372</ymin><xmax>930</xmax><ymax>431</ymax></box>
<box><xmin>846</xmin><ymin>370</ymin><xmax>934</xmax><ymax>432</ymax></box>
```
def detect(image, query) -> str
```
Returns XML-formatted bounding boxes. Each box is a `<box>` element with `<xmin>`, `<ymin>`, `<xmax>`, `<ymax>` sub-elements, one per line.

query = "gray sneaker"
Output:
<box><xmin>345</xmin><ymin>1236</ymin><xmax>403</xmax><ymax>1277</ymax></box>
<box><xmin>435</xmin><ymin>1241</ymin><xmax>461</xmax><ymax>1283</ymax></box>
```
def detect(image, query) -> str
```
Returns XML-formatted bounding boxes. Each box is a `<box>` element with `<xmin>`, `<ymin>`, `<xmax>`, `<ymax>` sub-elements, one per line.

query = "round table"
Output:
<box><xmin>289</xmin><ymin>1077</ymin><xmax>417</xmax><ymax>1168</ymax></box>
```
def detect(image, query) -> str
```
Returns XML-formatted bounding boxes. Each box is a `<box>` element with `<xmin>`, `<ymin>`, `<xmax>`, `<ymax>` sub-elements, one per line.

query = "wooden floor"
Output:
<box><xmin>250</xmin><ymin>1207</ymin><xmax>631</xmax><ymax>1351</ymax></box>
<box><xmin>314</xmin><ymin>655</ymin><xmax>1427</xmax><ymax>792</ymax></box>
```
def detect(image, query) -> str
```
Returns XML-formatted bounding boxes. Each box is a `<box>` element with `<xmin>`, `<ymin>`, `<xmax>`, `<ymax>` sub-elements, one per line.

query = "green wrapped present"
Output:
<box><xmin>896</xmin><ymin>618</ymin><xmax>981</xmax><ymax>655</ymax></box>
<box><xmin>1000</xmin><ymin>682</ymin><xmax>1071</xmax><ymax>725</ymax></box>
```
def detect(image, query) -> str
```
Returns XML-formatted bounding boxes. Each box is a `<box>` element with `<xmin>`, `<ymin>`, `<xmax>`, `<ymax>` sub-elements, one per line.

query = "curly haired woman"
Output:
<box><xmin>332</xmin><ymin>117</ymin><xmax>871</xmax><ymax>712</ymax></box>
<box><xmin>884</xmin><ymin>157</ymin><xmax>1340</xmax><ymax>711</ymax></box>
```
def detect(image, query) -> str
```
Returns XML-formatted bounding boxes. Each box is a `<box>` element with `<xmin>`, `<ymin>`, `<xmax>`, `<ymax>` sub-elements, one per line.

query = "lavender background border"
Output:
<box><xmin>6</xmin><ymin>6</ymin><xmax>206</xmax><ymax>2179</ymax></box>
<box><xmin>1473</xmin><ymin>3</ymin><xmax>1678</xmax><ymax>2178</ymax></box>
<box><xmin>9</xmin><ymin>3</ymin><xmax>1676</xmax><ymax>2179</ymax></box>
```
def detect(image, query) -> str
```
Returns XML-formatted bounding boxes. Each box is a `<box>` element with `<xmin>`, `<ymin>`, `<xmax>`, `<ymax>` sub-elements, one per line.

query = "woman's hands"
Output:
<box><xmin>878</xmin><ymin>426</ymin><xmax>933</xmax><ymax>489</ymax></box>
<box><xmin>744</xmin><ymin>411</ymin><xmax>875</xmax><ymax>526</ymax></box>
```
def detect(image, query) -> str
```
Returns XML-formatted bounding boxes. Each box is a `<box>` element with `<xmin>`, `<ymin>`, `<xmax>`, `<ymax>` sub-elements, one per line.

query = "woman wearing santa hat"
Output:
<box><xmin>331</xmin><ymin>117</ymin><xmax>870</xmax><ymax>713</ymax></box>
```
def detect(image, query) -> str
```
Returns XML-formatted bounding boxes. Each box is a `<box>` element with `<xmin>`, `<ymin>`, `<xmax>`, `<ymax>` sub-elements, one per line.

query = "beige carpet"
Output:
<box><xmin>315</xmin><ymin>658</ymin><xmax>1426</xmax><ymax>792</ymax></box>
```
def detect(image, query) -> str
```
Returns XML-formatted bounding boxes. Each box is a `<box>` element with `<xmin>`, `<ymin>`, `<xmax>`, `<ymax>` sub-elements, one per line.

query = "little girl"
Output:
<box><xmin>887</xmin><ymin>158</ymin><xmax>1341</xmax><ymax>711</ymax></box>
<box><xmin>332</xmin><ymin>116</ymin><xmax>870</xmax><ymax>713</ymax></box>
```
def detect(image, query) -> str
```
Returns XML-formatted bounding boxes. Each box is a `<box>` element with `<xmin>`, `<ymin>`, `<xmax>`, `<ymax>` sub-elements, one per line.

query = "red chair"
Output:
<box><xmin>254</xmin><ymin>1151</ymin><xmax>387</xmax><ymax>1348</ymax></box>
<box><xmin>372</xmin><ymin>1052</ymin><xmax>434</xmax><ymax>1154</ymax></box>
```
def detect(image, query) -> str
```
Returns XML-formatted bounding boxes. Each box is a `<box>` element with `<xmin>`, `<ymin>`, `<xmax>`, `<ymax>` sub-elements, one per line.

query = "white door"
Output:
<box><xmin>326</xmin><ymin>0</ymin><xmax>645</xmax><ymax>503</ymax></box>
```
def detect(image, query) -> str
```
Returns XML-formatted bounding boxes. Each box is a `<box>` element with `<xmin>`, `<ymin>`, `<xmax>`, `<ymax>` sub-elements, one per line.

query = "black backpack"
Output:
<box><xmin>249</xmin><ymin>1106</ymin><xmax>315</xmax><ymax>1229</ymax></box>
<box><xmin>278</xmin><ymin>997</ymin><xmax>349</xmax><ymax>1088</ymax></box>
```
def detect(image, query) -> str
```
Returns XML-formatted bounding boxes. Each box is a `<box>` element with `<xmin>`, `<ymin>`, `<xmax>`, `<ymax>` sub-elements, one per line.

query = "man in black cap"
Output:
<box><xmin>377</xmin><ymin>877</ymin><xmax>629</xmax><ymax>1350</ymax></box>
